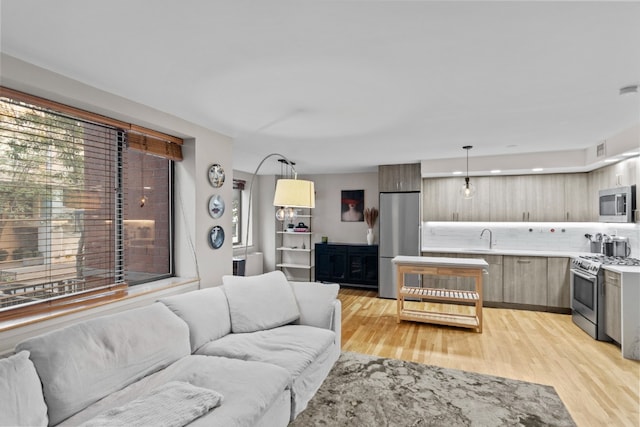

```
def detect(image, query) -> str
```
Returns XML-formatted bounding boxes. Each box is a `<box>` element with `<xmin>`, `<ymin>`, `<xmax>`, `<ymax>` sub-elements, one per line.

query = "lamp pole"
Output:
<box><xmin>243</xmin><ymin>153</ymin><xmax>297</xmax><ymax>263</ymax></box>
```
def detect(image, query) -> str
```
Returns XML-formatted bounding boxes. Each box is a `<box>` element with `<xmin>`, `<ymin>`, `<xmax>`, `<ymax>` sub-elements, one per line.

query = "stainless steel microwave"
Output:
<box><xmin>599</xmin><ymin>185</ymin><xmax>636</xmax><ymax>223</ymax></box>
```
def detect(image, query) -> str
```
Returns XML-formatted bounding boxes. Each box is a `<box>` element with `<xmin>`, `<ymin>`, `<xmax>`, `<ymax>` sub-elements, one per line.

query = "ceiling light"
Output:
<box><xmin>460</xmin><ymin>146</ymin><xmax>476</xmax><ymax>199</ymax></box>
<box><xmin>604</xmin><ymin>158</ymin><xmax>619</xmax><ymax>163</ymax></box>
<box><xmin>532</xmin><ymin>168</ymin><xmax>544</xmax><ymax>172</ymax></box>
<box><xmin>452</xmin><ymin>171</ymin><xmax>463</xmax><ymax>175</ymax></box>
<box><xmin>619</xmin><ymin>85</ymin><xmax>639</xmax><ymax>96</ymax></box>
<box><xmin>622</xmin><ymin>151</ymin><xmax>639</xmax><ymax>156</ymax></box>
<box><xmin>490</xmin><ymin>169</ymin><xmax>501</xmax><ymax>174</ymax></box>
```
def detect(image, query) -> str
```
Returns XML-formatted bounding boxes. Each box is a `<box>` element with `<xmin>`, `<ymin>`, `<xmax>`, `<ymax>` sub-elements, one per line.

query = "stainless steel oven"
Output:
<box><xmin>570</xmin><ymin>258</ymin><xmax>608</xmax><ymax>341</ymax></box>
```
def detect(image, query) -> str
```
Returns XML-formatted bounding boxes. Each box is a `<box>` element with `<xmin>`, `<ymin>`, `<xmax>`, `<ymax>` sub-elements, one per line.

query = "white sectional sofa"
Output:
<box><xmin>0</xmin><ymin>271</ymin><xmax>341</xmax><ymax>427</ymax></box>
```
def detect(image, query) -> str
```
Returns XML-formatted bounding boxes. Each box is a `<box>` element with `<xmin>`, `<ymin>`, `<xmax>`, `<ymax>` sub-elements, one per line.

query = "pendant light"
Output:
<box><xmin>460</xmin><ymin>145</ymin><xmax>476</xmax><ymax>199</ymax></box>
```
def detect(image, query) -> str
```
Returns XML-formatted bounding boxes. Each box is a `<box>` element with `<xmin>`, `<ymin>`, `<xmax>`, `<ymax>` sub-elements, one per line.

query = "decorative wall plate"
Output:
<box><xmin>208</xmin><ymin>164</ymin><xmax>225</xmax><ymax>188</ymax></box>
<box><xmin>208</xmin><ymin>225</ymin><xmax>225</xmax><ymax>249</ymax></box>
<box><xmin>208</xmin><ymin>194</ymin><xmax>225</xmax><ymax>219</ymax></box>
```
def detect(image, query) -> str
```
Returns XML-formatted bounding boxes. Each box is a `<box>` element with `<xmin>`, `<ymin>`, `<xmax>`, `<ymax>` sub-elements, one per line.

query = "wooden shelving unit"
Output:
<box><xmin>393</xmin><ymin>255</ymin><xmax>487</xmax><ymax>333</ymax></box>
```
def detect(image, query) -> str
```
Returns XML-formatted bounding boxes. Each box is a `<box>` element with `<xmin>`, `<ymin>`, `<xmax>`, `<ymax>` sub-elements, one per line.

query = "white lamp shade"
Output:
<box><xmin>273</xmin><ymin>179</ymin><xmax>315</xmax><ymax>208</ymax></box>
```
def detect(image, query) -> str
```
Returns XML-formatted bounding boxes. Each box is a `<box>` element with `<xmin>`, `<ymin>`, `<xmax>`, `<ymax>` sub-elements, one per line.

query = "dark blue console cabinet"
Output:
<box><xmin>315</xmin><ymin>243</ymin><xmax>378</xmax><ymax>290</ymax></box>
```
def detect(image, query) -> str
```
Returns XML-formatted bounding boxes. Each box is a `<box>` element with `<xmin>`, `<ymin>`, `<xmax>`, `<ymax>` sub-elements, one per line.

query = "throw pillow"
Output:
<box><xmin>222</xmin><ymin>270</ymin><xmax>300</xmax><ymax>333</ymax></box>
<box><xmin>289</xmin><ymin>282</ymin><xmax>340</xmax><ymax>329</ymax></box>
<box><xmin>159</xmin><ymin>287</ymin><xmax>231</xmax><ymax>351</ymax></box>
<box><xmin>0</xmin><ymin>350</ymin><xmax>48</xmax><ymax>427</ymax></box>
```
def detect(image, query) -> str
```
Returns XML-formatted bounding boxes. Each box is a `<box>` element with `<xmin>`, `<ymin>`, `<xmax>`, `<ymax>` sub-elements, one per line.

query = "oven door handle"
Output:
<box><xmin>571</xmin><ymin>269</ymin><xmax>596</xmax><ymax>281</ymax></box>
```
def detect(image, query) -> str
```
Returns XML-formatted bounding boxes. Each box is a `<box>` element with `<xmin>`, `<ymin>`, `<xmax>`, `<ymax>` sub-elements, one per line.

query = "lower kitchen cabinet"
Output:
<box><xmin>503</xmin><ymin>256</ymin><xmax>548</xmax><ymax>306</ymax></box>
<box><xmin>604</xmin><ymin>270</ymin><xmax>622</xmax><ymax>343</ymax></box>
<box><xmin>421</xmin><ymin>252</ymin><xmax>503</xmax><ymax>303</ymax></box>
<box><xmin>315</xmin><ymin>243</ymin><xmax>378</xmax><ymax>289</ymax></box>
<box><xmin>547</xmin><ymin>257</ymin><xmax>571</xmax><ymax>308</ymax></box>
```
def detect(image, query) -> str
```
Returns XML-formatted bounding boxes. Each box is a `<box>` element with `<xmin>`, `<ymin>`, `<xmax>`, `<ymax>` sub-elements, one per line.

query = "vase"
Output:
<box><xmin>366</xmin><ymin>228</ymin><xmax>374</xmax><ymax>245</ymax></box>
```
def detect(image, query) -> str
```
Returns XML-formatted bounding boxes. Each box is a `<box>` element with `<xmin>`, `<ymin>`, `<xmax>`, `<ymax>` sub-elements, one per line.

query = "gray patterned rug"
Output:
<box><xmin>291</xmin><ymin>352</ymin><xmax>576</xmax><ymax>427</ymax></box>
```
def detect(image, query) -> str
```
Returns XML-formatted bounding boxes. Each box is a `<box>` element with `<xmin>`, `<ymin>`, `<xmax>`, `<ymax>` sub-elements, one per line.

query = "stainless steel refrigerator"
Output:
<box><xmin>378</xmin><ymin>192</ymin><xmax>421</xmax><ymax>299</ymax></box>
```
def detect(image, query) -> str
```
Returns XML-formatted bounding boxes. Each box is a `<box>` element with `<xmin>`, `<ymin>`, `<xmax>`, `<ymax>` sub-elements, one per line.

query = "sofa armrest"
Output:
<box><xmin>289</xmin><ymin>282</ymin><xmax>340</xmax><ymax>333</ymax></box>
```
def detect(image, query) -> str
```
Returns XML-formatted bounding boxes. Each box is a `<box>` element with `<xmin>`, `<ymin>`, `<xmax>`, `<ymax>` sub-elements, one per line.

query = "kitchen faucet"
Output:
<box><xmin>480</xmin><ymin>228</ymin><xmax>493</xmax><ymax>249</ymax></box>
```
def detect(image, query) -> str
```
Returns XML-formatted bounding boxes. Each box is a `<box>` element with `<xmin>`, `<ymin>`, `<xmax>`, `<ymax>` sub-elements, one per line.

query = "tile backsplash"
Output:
<box><xmin>422</xmin><ymin>222</ymin><xmax>640</xmax><ymax>257</ymax></box>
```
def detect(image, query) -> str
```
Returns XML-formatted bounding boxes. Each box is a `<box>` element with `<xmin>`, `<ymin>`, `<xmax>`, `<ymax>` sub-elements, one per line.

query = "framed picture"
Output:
<box><xmin>341</xmin><ymin>190</ymin><xmax>364</xmax><ymax>222</ymax></box>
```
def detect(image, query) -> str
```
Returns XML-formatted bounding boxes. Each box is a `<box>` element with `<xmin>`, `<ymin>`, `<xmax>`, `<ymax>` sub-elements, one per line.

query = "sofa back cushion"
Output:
<box><xmin>159</xmin><ymin>287</ymin><xmax>231</xmax><ymax>351</ymax></box>
<box><xmin>16</xmin><ymin>303</ymin><xmax>190</xmax><ymax>426</ymax></box>
<box><xmin>222</xmin><ymin>270</ymin><xmax>300</xmax><ymax>333</ymax></box>
<box><xmin>290</xmin><ymin>282</ymin><xmax>340</xmax><ymax>329</ymax></box>
<box><xmin>0</xmin><ymin>350</ymin><xmax>48</xmax><ymax>427</ymax></box>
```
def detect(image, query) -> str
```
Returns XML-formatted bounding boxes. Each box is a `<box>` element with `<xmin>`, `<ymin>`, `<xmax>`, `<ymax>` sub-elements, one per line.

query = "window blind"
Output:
<box><xmin>0</xmin><ymin>98</ymin><xmax>122</xmax><ymax>309</ymax></box>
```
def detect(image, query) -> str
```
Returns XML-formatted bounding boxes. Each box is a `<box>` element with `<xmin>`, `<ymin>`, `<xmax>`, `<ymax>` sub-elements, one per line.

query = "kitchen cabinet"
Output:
<box><xmin>379</xmin><ymin>163</ymin><xmax>421</xmax><ymax>192</ymax></box>
<box><xmin>604</xmin><ymin>270</ymin><xmax>622</xmax><ymax>343</ymax></box>
<box><xmin>423</xmin><ymin>173</ymin><xmax>590</xmax><ymax>222</ymax></box>
<box><xmin>563</xmin><ymin>173</ymin><xmax>590</xmax><ymax>222</ymax></box>
<box><xmin>421</xmin><ymin>252</ymin><xmax>503</xmax><ymax>303</ymax></box>
<box><xmin>503</xmin><ymin>256</ymin><xmax>548</xmax><ymax>306</ymax></box>
<box><xmin>315</xmin><ymin>243</ymin><xmax>378</xmax><ymax>289</ymax></box>
<box><xmin>422</xmin><ymin>177</ymin><xmax>492</xmax><ymax>221</ymax></box>
<box><xmin>547</xmin><ymin>257</ymin><xmax>571</xmax><ymax>308</ymax></box>
<box><xmin>587</xmin><ymin>157</ymin><xmax>638</xmax><ymax>221</ymax></box>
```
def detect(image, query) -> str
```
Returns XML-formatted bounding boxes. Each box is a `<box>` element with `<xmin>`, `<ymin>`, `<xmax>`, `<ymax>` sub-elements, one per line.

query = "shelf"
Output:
<box><xmin>276</xmin><ymin>247</ymin><xmax>312</xmax><ymax>253</ymax></box>
<box><xmin>400</xmin><ymin>287</ymin><xmax>480</xmax><ymax>303</ymax></box>
<box><xmin>276</xmin><ymin>263</ymin><xmax>314</xmax><ymax>270</ymax></box>
<box><xmin>277</xmin><ymin>231</ymin><xmax>312</xmax><ymax>235</ymax></box>
<box><xmin>399</xmin><ymin>309</ymin><xmax>480</xmax><ymax>329</ymax></box>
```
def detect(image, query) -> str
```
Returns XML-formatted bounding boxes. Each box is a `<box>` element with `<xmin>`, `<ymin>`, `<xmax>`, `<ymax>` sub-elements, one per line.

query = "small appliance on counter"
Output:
<box><xmin>602</xmin><ymin>235</ymin><xmax>631</xmax><ymax>257</ymax></box>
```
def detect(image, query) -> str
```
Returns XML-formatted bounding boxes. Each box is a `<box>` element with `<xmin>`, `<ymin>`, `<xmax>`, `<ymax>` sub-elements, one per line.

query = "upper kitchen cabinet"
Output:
<box><xmin>423</xmin><ymin>173</ymin><xmax>590</xmax><ymax>222</ymax></box>
<box><xmin>379</xmin><ymin>163</ymin><xmax>421</xmax><ymax>192</ymax></box>
<box><xmin>423</xmin><ymin>176</ymin><xmax>496</xmax><ymax>221</ymax></box>
<box><xmin>564</xmin><ymin>173</ymin><xmax>591</xmax><ymax>222</ymax></box>
<box><xmin>587</xmin><ymin>157</ymin><xmax>638</xmax><ymax>221</ymax></box>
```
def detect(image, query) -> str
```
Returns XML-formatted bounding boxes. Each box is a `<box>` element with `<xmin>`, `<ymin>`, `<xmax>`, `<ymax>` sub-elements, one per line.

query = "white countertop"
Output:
<box><xmin>392</xmin><ymin>255</ymin><xmax>488</xmax><ymax>269</ymax></box>
<box><xmin>602</xmin><ymin>264</ymin><xmax>640</xmax><ymax>274</ymax></box>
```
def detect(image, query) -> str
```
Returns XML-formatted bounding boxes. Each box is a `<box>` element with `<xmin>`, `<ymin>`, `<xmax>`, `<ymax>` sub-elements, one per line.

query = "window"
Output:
<box><xmin>0</xmin><ymin>88</ymin><xmax>180</xmax><ymax>316</ymax></box>
<box><xmin>231</xmin><ymin>179</ymin><xmax>245</xmax><ymax>246</ymax></box>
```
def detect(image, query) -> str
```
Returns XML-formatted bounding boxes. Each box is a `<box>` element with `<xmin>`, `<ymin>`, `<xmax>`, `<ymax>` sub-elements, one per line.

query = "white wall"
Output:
<box><xmin>308</xmin><ymin>172</ymin><xmax>380</xmax><ymax>246</ymax></box>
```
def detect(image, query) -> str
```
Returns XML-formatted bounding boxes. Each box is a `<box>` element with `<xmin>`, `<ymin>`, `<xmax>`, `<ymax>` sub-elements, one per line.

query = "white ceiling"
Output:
<box><xmin>1</xmin><ymin>0</ymin><xmax>639</xmax><ymax>175</ymax></box>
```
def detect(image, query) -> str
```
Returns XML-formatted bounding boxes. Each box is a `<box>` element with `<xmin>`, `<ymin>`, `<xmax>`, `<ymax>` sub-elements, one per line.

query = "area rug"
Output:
<box><xmin>291</xmin><ymin>352</ymin><xmax>575</xmax><ymax>427</ymax></box>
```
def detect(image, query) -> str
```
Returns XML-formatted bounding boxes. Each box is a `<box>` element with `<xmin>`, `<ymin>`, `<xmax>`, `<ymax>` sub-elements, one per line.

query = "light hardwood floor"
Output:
<box><xmin>339</xmin><ymin>288</ymin><xmax>640</xmax><ymax>427</ymax></box>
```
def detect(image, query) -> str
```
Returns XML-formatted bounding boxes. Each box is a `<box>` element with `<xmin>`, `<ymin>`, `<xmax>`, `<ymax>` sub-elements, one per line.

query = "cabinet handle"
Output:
<box><xmin>566</xmin><ymin>212</ymin><xmax>569</xmax><ymax>221</ymax></box>
<box><xmin>517</xmin><ymin>259</ymin><xmax>531</xmax><ymax>264</ymax></box>
<box><xmin>522</xmin><ymin>212</ymin><xmax>526</xmax><ymax>222</ymax></box>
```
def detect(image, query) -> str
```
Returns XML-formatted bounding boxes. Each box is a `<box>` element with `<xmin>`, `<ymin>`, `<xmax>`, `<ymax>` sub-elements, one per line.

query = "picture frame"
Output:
<box><xmin>341</xmin><ymin>189</ymin><xmax>365</xmax><ymax>222</ymax></box>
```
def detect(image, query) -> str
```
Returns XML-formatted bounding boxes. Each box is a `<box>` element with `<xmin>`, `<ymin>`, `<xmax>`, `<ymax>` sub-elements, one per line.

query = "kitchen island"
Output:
<box><xmin>392</xmin><ymin>255</ymin><xmax>488</xmax><ymax>332</ymax></box>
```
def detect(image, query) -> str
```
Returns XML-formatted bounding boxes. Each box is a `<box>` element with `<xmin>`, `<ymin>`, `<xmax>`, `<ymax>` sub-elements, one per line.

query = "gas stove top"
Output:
<box><xmin>572</xmin><ymin>255</ymin><xmax>640</xmax><ymax>274</ymax></box>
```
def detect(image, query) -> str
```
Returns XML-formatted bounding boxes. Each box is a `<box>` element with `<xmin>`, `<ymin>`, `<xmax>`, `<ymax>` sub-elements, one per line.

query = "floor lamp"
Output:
<box><xmin>243</xmin><ymin>153</ymin><xmax>315</xmax><ymax>269</ymax></box>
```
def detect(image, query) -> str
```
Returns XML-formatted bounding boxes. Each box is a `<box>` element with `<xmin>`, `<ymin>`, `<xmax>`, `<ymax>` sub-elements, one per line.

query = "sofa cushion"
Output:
<box><xmin>0</xmin><ymin>350</ymin><xmax>48</xmax><ymax>427</ymax></box>
<box><xmin>222</xmin><ymin>270</ymin><xmax>300</xmax><ymax>333</ymax></box>
<box><xmin>290</xmin><ymin>282</ymin><xmax>340</xmax><ymax>329</ymax></box>
<box><xmin>159</xmin><ymin>287</ymin><xmax>231</xmax><ymax>351</ymax></box>
<box><xmin>195</xmin><ymin>324</ymin><xmax>335</xmax><ymax>379</ymax></box>
<box><xmin>57</xmin><ymin>355</ymin><xmax>291</xmax><ymax>427</ymax></box>
<box><xmin>16</xmin><ymin>303</ymin><xmax>191</xmax><ymax>426</ymax></box>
